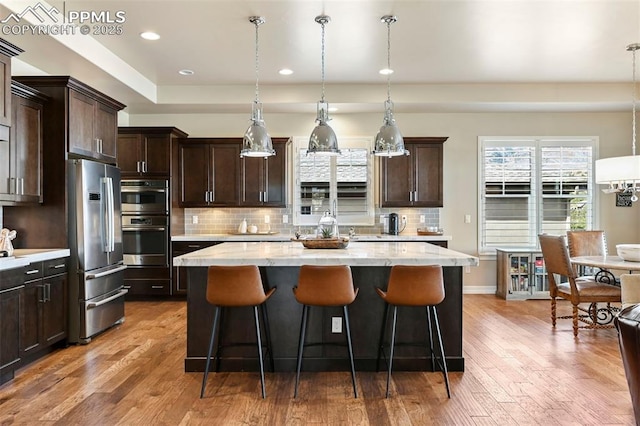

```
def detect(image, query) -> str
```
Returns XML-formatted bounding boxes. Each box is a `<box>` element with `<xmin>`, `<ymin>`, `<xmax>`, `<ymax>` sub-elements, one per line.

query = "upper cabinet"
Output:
<box><xmin>0</xmin><ymin>39</ymin><xmax>23</xmax><ymax>129</ymax></box>
<box><xmin>13</xmin><ymin>76</ymin><xmax>126</xmax><ymax>165</ymax></box>
<box><xmin>178</xmin><ymin>138</ymin><xmax>241</xmax><ymax>207</ymax></box>
<box><xmin>380</xmin><ymin>137</ymin><xmax>447</xmax><ymax>208</ymax></box>
<box><xmin>117</xmin><ymin>127</ymin><xmax>188</xmax><ymax>177</ymax></box>
<box><xmin>240</xmin><ymin>138</ymin><xmax>289</xmax><ymax>207</ymax></box>
<box><xmin>0</xmin><ymin>82</ymin><xmax>47</xmax><ymax>205</ymax></box>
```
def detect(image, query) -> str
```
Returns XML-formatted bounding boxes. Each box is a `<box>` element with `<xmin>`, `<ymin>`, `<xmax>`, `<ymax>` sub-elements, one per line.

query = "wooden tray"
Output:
<box><xmin>417</xmin><ymin>229</ymin><xmax>443</xmax><ymax>236</ymax></box>
<box><xmin>292</xmin><ymin>237</ymin><xmax>349</xmax><ymax>249</ymax></box>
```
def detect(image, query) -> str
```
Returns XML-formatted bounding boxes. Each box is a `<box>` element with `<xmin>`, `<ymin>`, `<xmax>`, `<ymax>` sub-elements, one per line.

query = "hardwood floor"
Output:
<box><xmin>0</xmin><ymin>296</ymin><xmax>635</xmax><ymax>425</ymax></box>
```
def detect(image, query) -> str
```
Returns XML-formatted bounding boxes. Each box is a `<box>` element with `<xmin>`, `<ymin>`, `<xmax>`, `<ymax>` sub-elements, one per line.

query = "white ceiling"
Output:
<box><xmin>1</xmin><ymin>0</ymin><xmax>639</xmax><ymax>114</ymax></box>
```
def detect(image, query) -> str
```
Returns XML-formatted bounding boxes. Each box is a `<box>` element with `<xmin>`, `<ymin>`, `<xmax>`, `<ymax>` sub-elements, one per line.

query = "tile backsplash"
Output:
<box><xmin>183</xmin><ymin>207</ymin><xmax>440</xmax><ymax>236</ymax></box>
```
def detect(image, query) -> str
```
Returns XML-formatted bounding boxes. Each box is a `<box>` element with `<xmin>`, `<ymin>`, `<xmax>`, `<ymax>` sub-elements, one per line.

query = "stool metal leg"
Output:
<box><xmin>376</xmin><ymin>302</ymin><xmax>390</xmax><ymax>372</ymax></box>
<box><xmin>386</xmin><ymin>305</ymin><xmax>398</xmax><ymax>398</ymax></box>
<box><xmin>215</xmin><ymin>307</ymin><xmax>226</xmax><ymax>372</ymax></box>
<box><xmin>431</xmin><ymin>305</ymin><xmax>451</xmax><ymax>398</ymax></box>
<box><xmin>261</xmin><ymin>303</ymin><xmax>275</xmax><ymax>372</ymax></box>
<box><xmin>426</xmin><ymin>306</ymin><xmax>435</xmax><ymax>371</ymax></box>
<box><xmin>294</xmin><ymin>305</ymin><xmax>309</xmax><ymax>398</ymax></box>
<box><xmin>253</xmin><ymin>305</ymin><xmax>266</xmax><ymax>399</ymax></box>
<box><xmin>201</xmin><ymin>306</ymin><xmax>221</xmax><ymax>398</ymax></box>
<box><xmin>343</xmin><ymin>305</ymin><xmax>358</xmax><ymax>398</ymax></box>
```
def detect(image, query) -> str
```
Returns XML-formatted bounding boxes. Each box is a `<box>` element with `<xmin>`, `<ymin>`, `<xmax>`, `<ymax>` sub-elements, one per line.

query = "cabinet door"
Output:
<box><xmin>94</xmin><ymin>102</ymin><xmax>117</xmax><ymax>162</ymax></box>
<box><xmin>42</xmin><ymin>274</ymin><xmax>67</xmax><ymax>345</ymax></box>
<box><xmin>264</xmin><ymin>142</ymin><xmax>287</xmax><ymax>206</ymax></box>
<box><xmin>0</xmin><ymin>53</ymin><xmax>11</xmax><ymax>127</ymax></box>
<box><xmin>143</xmin><ymin>134</ymin><xmax>171</xmax><ymax>176</ymax></box>
<box><xmin>0</xmin><ymin>286</ymin><xmax>21</xmax><ymax>372</ymax></box>
<box><xmin>240</xmin><ymin>156</ymin><xmax>266</xmax><ymax>206</ymax></box>
<box><xmin>179</xmin><ymin>143</ymin><xmax>212</xmax><ymax>207</ymax></box>
<box><xmin>210</xmin><ymin>143</ymin><xmax>240</xmax><ymax>206</ymax></box>
<box><xmin>0</xmin><ymin>138</ymin><xmax>10</xmax><ymax>199</ymax></box>
<box><xmin>380</xmin><ymin>153</ymin><xmax>413</xmax><ymax>207</ymax></box>
<box><xmin>13</xmin><ymin>95</ymin><xmax>43</xmax><ymax>203</ymax></box>
<box><xmin>68</xmin><ymin>89</ymin><xmax>96</xmax><ymax>157</ymax></box>
<box><xmin>412</xmin><ymin>143</ymin><xmax>443</xmax><ymax>207</ymax></box>
<box><xmin>116</xmin><ymin>133</ymin><xmax>143</xmax><ymax>176</ymax></box>
<box><xmin>20</xmin><ymin>281</ymin><xmax>42</xmax><ymax>357</ymax></box>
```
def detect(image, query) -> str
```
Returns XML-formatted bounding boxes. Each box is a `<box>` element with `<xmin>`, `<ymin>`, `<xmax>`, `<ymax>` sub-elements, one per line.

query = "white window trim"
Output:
<box><xmin>477</xmin><ymin>136</ymin><xmax>599</xmax><ymax>256</ymax></box>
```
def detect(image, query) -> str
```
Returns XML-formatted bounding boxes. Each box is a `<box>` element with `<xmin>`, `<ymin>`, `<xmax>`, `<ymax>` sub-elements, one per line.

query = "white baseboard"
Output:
<box><xmin>463</xmin><ymin>286</ymin><xmax>495</xmax><ymax>294</ymax></box>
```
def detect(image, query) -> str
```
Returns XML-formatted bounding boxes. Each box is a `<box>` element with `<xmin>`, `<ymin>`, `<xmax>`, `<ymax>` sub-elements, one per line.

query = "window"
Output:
<box><xmin>293</xmin><ymin>136</ymin><xmax>374</xmax><ymax>226</ymax></box>
<box><xmin>478</xmin><ymin>137</ymin><xmax>597</xmax><ymax>254</ymax></box>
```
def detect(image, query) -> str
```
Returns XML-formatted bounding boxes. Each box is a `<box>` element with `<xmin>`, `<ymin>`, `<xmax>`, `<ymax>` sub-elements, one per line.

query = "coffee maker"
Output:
<box><xmin>382</xmin><ymin>213</ymin><xmax>400</xmax><ymax>235</ymax></box>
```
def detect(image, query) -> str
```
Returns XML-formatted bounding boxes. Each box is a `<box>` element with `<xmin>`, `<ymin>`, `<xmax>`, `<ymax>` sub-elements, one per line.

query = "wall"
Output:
<box><xmin>126</xmin><ymin>110</ymin><xmax>640</xmax><ymax>291</ymax></box>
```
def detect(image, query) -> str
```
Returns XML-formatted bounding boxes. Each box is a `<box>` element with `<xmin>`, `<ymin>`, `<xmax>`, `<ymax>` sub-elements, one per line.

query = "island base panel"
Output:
<box><xmin>186</xmin><ymin>266</ymin><xmax>464</xmax><ymax>372</ymax></box>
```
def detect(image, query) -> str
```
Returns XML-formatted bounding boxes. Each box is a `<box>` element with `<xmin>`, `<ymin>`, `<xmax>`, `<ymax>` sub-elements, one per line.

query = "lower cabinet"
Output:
<box><xmin>21</xmin><ymin>258</ymin><xmax>68</xmax><ymax>359</ymax></box>
<box><xmin>123</xmin><ymin>266</ymin><xmax>171</xmax><ymax>297</ymax></box>
<box><xmin>0</xmin><ymin>257</ymin><xmax>67</xmax><ymax>385</ymax></box>
<box><xmin>172</xmin><ymin>241</ymin><xmax>221</xmax><ymax>296</ymax></box>
<box><xmin>496</xmin><ymin>248</ymin><xmax>549</xmax><ymax>300</ymax></box>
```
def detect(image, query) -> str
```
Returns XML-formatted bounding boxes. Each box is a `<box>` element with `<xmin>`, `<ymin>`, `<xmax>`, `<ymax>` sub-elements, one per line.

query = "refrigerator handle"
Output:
<box><xmin>102</xmin><ymin>176</ymin><xmax>115</xmax><ymax>253</ymax></box>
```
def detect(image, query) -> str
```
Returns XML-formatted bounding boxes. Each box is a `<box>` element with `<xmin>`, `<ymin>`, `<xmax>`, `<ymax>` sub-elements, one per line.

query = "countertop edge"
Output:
<box><xmin>0</xmin><ymin>249</ymin><xmax>70</xmax><ymax>271</ymax></box>
<box><xmin>172</xmin><ymin>234</ymin><xmax>453</xmax><ymax>242</ymax></box>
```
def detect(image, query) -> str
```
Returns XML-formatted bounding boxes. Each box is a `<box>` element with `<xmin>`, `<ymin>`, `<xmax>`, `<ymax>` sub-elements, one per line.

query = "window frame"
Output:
<box><xmin>477</xmin><ymin>136</ymin><xmax>599</xmax><ymax>255</ymax></box>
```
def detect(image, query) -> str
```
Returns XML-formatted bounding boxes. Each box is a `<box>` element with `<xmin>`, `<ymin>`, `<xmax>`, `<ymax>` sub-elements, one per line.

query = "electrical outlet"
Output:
<box><xmin>282</xmin><ymin>214</ymin><xmax>288</xmax><ymax>224</ymax></box>
<box><xmin>401</xmin><ymin>215</ymin><xmax>407</xmax><ymax>223</ymax></box>
<box><xmin>264</xmin><ymin>215</ymin><xmax>270</xmax><ymax>224</ymax></box>
<box><xmin>331</xmin><ymin>317</ymin><xmax>342</xmax><ymax>333</ymax></box>
<box><xmin>380</xmin><ymin>215</ymin><xmax>385</xmax><ymax>224</ymax></box>
<box><xmin>192</xmin><ymin>215</ymin><xmax>198</xmax><ymax>224</ymax></box>
<box><xmin>465</xmin><ymin>266</ymin><xmax>471</xmax><ymax>273</ymax></box>
<box><xmin>420</xmin><ymin>215</ymin><xmax>425</xmax><ymax>223</ymax></box>
<box><xmin>464</xmin><ymin>214</ymin><xmax>471</xmax><ymax>224</ymax></box>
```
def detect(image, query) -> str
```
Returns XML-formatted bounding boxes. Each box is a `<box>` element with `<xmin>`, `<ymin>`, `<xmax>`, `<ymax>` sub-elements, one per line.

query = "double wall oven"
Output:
<box><xmin>121</xmin><ymin>179</ymin><xmax>171</xmax><ymax>295</ymax></box>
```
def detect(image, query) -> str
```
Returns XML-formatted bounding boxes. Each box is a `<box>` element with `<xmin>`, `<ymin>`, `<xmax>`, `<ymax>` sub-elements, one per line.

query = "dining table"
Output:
<box><xmin>570</xmin><ymin>255</ymin><xmax>640</xmax><ymax>273</ymax></box>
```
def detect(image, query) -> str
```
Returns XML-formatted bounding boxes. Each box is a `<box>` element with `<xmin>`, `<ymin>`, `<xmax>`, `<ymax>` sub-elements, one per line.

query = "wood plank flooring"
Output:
<box><xmin>0</xmin><ymin>295</ymin><xmax>635</xmax><ymax>425</ymax></box>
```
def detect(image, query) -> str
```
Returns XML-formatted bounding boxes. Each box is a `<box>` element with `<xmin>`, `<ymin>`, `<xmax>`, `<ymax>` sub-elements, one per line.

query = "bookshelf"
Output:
<box><xmin>496</xmin><ymin>248</ymin><xmax>550</xmax><ymax>300</ymax></box>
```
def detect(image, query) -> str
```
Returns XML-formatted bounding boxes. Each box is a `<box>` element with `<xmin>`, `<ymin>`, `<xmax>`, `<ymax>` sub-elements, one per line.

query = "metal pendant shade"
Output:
<box><xmin>595</xmin><ymin>43</ymin><xmax>640</xmax><ymax>202</ymax></box>
<box><xmin>373</xmin><ymin>15</ymin><xmax>408</xmax><ymax>157</ymax></box>
<box><xmin>241</xmin><ymin>16</ymin><xmax>275</xmax><ymax>158</ymax></box>
<box><xmin>308</xmin><ymin>15</ymin><xmax>340</xmax><ymax>155</ymax></box>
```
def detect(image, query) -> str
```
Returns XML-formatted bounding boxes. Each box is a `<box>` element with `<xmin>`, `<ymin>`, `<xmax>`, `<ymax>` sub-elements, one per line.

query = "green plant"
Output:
<box><xmin>321</xmin><ymin>227</ymin><xmax>333</xmax><ymax>238</ymax></box>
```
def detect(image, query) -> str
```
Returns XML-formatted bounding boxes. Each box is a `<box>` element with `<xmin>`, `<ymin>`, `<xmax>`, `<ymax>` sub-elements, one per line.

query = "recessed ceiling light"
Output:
<box><xmin>140</xmin><ymin>31</ymin><xmax>160</xmax><ymax>40</ymax></box>
<box><xmin>379</xmin><ymin>68</ymin><xmax>394</xmax><ymax>75</ymax></box>
<box><xmin>279</xmin><ymin>68</ymin><xmax>293</xmax><ymax>76</ymax></box>
<box><xmin>178</xmin><ymin>69</ymin><xmax>194</xmax><ymax>76</ymax></box>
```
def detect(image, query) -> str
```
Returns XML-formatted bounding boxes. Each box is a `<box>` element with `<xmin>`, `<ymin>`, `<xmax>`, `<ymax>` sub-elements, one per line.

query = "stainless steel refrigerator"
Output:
<box><xmin>67</xmin><ymin>159</ymin><xmax>128</xmax><ymax>344</ymax></box>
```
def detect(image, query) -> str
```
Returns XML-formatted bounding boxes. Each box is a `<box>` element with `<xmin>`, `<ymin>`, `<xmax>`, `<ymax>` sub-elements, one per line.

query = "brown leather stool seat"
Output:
<box><xmin>376</xmin><ymin>265</ymin><xmax>451</xmax><ymax>398</ymax></box>
<box><xmin>200</xmin><ymin>265</ymin><xmax>276</xmax><ymax>399</ymax></box>
<box><xmin>293</xmin><ymin>265</ymin><xmax>359</xmax><ymax>398</ymax></box>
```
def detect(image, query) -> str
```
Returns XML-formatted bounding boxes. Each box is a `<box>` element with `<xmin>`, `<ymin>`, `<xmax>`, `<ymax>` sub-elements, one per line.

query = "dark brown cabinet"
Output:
<box><xmin>178</xmin><ymin>138</ymin><xmax>241</xmax><ymax>207</ymax></box>
<box><xmin>240</xmin><ymin>138</ymin><xmax>289</xmax><ymax>207</ymax></box>
<box><xmin>0</xmin><ymin>267</ymin><xmax>23</xmax><ymax>385</ymax></box>
<box><xmin>20</xmin><ymin>258</ymin><xmax>68</xmax><ymax>359</ymax></box>
<box><xmin>68</xmin><ymin>89</ymin><xmax>119</xmax><ymax>163</ymax></box>
<box><xmin>0</xmin><ymin>82</ymin><xmax>47</xmax><ymax>205</ymax></box>
<box><xmin>171</xmin><ymin>241</ymin><xmax>220</xmax><ymax>296</ymax></box>
<box><xmin>380</xmin><ymin>137</ymin><xmax>446</xmax><ymax>208</ymax></box>
<box><xmin>117</xmin><ymin>127</ymin><xmax>188</xmax><ymax>177</ymax></box>
<box><xmin>0</xmin><ymin>39</ymin><xmax>23</xmax><ymax>130</ymax></box>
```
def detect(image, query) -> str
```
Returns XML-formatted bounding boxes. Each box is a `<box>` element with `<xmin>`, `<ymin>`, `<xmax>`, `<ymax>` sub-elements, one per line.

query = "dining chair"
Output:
<box><xmin>566</xmin><ymin>230</ymin><xmax>617</xmax><ymax>284</ymax></box>
<box><xmin>538</xmin><ymin>233</ymin><xmax>621</xmax><ymax>337</ymax></box>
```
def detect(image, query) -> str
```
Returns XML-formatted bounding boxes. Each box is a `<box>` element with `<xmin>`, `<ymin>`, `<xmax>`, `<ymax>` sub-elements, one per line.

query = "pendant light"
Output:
<box><xmin>373</xmin><ymin>15</ymin><xmax>408</xmax><ymax>157</ymax></box>
<box><xmin>595</xmin><ymin>43</ymin><xmax>640</xmax><ymax>202</ymax></box>
<box><xmin>308</xmin><ymin>15</ymin><xmax>340</xmax><ymax>156</ymax></box>
<box><xmin>241</xmin><ymin>16</ymin><xmax>275</xmax><ymax>158</ymax></box>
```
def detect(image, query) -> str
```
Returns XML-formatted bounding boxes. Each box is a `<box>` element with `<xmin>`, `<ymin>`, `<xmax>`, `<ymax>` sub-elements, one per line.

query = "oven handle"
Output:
<box><xmin>86</xmin><ymin>265</ymin><xmax>128</xmax><ymax>280</ymax></box>
<box><xmin>87</xmin><ymin>289</ymin><xmax>129</xmax><ymax>309</ymax></box>
<box><xmin>121</xmin><ymin>188</ymin><xmax>167</xmax><ymax>193</ymax></box>
<box><xmin>122</xmin><ymin>227</ymin><xmax>167</xmax><ymax>232</ymax></box>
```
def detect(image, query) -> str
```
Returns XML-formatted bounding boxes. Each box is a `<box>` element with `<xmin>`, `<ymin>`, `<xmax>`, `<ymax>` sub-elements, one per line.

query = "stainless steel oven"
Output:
<box><xmin>122</xmin><ymin>216</ymin><xmax>169</xmax><ymax>266</ymax></box>
<box><xmin>121</xmin><ymin>179</ymin><xmax>168</xmax><ymax>214</ymax></box>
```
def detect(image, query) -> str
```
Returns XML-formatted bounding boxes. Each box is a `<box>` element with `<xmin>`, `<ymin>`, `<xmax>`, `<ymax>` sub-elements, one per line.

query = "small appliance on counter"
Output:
<box><xmin>382</xmin><ymin>213</ymin><xmax>404</xmax><ymax>235</ymax></box>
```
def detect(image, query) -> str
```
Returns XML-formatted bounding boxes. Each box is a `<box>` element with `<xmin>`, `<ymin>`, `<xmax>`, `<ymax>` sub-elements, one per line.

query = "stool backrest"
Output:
<box><xmin>384</xmin><ymin>265</ymin><xmax>445</xmax><ymax>306</ymax></box>
<box><xmin>295</xmin><ymin>265</ymin><xmax>356</xmax><ymax>306</ymax></box>
<box><xmin>206</xmin><ymin>265</ymin><xmax>267</xmax><ymax>306</ymax></box>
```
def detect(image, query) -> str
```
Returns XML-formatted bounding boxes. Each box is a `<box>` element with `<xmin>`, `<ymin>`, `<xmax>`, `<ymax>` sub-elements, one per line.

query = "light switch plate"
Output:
<box><xmin>331</xmin><ymin>317</ymin><xmax>342</xmax><ymax>333</ymax></box>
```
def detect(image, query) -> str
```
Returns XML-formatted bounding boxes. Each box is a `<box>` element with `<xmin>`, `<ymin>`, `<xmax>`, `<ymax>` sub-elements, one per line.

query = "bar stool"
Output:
<box><xmin>293</xmin><ymin>265</ymin><xmax>359</xmax><ymax>398</ymax></box>
<box><xmin>200</xmin><ymin>265</ymin><xmax>276</xmax><ymax>399</ymax></box>
<box><xmin>376</xmin><ymin>265</ymin><xmax>451</xmax><ymax>398</ymax></box>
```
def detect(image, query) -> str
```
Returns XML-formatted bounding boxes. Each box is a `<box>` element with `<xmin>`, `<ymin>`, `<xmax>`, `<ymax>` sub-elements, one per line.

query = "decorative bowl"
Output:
<box><xmin>293</xmin><ymin>237</ymin><xmax>350</xmax><ymax>249</ymax></box>
<box><xmin>617</xmin><ymin>244</ymin><xmax>640</xmax><ymax>262</ymax></box>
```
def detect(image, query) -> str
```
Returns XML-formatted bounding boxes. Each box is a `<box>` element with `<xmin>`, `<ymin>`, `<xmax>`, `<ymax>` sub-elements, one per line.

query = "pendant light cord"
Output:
<box><xmin>254</xmin><ymin>19</ymin><xmax>260</xmax><ymax>103</ymax></box>
<box><xmin>634</xmin><ymin>47</ymin><xmax>637</xmax><ymax>156</ymax></box>
<box><xmin>321</xmin><ymin>20</ymin><xmax>326</xmax><ymax>103</ymax></box>
<box><xmin>386</xmin><ymin>19</ymin><xmax>392</xmax><ymax>103</ymax></box>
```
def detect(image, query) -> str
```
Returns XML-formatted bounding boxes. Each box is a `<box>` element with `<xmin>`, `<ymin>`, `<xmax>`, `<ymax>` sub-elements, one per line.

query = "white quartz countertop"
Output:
<box><xmin>171</xmin><ymin>233</ymin><xmax>452</xmax><ymax>242</ymax></box>
<box><xmin>173</xmin><ymin>241</ymin><xmax>477</xmax><ymax>268</ymax></box>
<box><xmin>0</xmin><ymin>249</ymin><xmax>70</xmax><ymax>272</ymax></box>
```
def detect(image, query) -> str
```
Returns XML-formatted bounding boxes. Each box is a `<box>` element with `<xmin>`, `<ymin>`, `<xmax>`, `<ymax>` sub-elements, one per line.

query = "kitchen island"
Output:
<box><xmin>174</xmin><ymin>241</ymin><xmax>478</xmax><ymax>373</ymax></box>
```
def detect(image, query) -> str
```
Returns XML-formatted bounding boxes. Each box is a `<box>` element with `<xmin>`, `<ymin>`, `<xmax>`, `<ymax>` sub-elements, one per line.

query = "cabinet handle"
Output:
<box><xmin>19</xmin><ymin>178</ymin><xmax>24</xmax><ymax>195</ymax></box>
<box><xmin>210</xmin><ymin>190</ymin><xmax>214</xmax><ymax>202</ymax></box>
<box><xmin>36</xmin><ymin>283</ymin><xmax>46</xmax><ymax>302</ymax></box>
<box><xmin>151</xmin><ymin>285</ymin><xmax>164</xmax><ymax>289</ymax></box>
<box><xmin>259</xmin><ymin>192</ymin><xmax>262</xmax><ymax>202</ymax></box>
<box><xmin>136</xmin><ymin>161</ymin><xmax>140</xmax><ymax>173</ymax></box>
<box><xmin>409</xmin><ymin>191</ymin><xmax>413</xmax><ymax>202</ymax></box>
<box><xmin>142</xmin><ymin>161</ymin><xmax>147</xmax><ymax>173</ymax></box>
<box><xmin>9</xmin><ymin>177</ymin><xmax>15</xmax><ymax>194</ymax></box>
<box><xmin>263</xmin><ymin>191</ymin><xmax>268</xmax><ymax>203</ymax></box>
<box><xmin>25</xmin><ymin>269</ymin><xmax>40</xmax><ymax>275</ymax></box>
<box><xmin>50</xmin><ymin>263</ymin><xmax>66</xmax><ymax>269</ymax></box>
<box><xmin>204</xmin><ymin>191</ymin><xmax>209</xmax><ymax>203</ymax></box>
